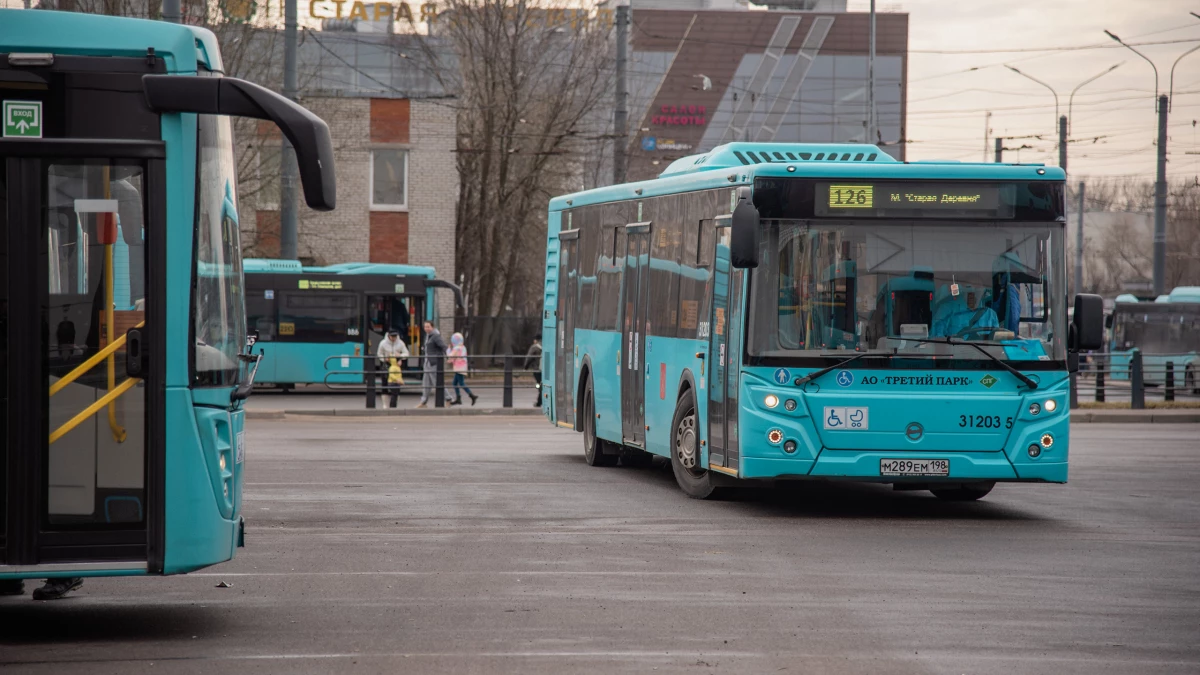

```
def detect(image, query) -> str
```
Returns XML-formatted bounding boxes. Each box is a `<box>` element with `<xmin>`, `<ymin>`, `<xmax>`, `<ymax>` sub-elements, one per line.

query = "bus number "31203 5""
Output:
<box><xmin>959</xmin><ymin>414</ymin><xmax>1013</xmax><ymax>429</ymax></box>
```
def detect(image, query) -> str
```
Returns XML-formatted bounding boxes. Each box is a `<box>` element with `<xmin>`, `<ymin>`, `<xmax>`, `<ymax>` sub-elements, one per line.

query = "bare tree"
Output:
<box><xmin>415</xmin><ymin>1</ymin><xmax>613</xmax><ymax>351</ymax></box>
<box><xmin>1070</xmin><ymin>177</ymin><xmax>1200</xmax><ymax>296</ymax></box>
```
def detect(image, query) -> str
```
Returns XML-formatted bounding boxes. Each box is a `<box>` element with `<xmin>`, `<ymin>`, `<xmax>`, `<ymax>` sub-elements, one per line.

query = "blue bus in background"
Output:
<box><xmin>1</xmin><ymin>10</ymin><xmax>334</xmax><ymax>581</ymax></box>
<box><xmin>243</xmin><ymin>259</ymin><xmax>462</xmax><ymax>388</ymax></box>
<box><xmin>542</xmin><ymin>143</ymin><xmax>1104</xmax><ymax>500</ymax></box>
<box><xmin>1109</xmin><ymin>287</ymin><xmax>1200</xmax><ymax>392</ymax></box>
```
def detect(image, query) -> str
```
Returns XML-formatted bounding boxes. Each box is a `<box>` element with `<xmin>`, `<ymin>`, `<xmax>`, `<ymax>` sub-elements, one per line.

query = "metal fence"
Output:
<box><xmin>1070</xmin><ymin>350</ymin><xmax>1199</xmax><ymax>409</ymax></box>
<box><xmin>322</xmin><ymin>353</ymin><xmax>541</xmax><ymax>409</ymax></box>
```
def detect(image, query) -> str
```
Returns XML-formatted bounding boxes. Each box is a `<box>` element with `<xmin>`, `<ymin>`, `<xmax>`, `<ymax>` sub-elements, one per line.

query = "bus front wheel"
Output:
<box><xmin>671</xmin><ymin>392</ymin><xmax>720</xmax><ymax>499</ymax></box>
<box><xmin>582</xmin><ymin>378</ymin><xmax>617</xmax><ymax>467</ymax></box>
<box><xmin>930</xmin><ymin>482</ymin><xmax>995</xmax><ymax>502</ymax></box>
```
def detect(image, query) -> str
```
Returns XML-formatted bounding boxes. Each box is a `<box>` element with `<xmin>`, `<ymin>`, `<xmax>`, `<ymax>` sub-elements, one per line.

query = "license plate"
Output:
<box><xmin>880</xmin><ymin>458</ymin><xmax>949</xmax><ymax>477</ymax></box>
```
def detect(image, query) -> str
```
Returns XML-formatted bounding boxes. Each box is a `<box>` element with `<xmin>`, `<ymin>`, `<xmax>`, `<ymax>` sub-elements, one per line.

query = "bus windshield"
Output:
<box><xmin>193</xmin><ymin>112</ymin><xmax>246</xmax><ymax>386</ymax></box>
<box><xmin>1112</xmin><ymin>307</ymin><xmax>1200</xmax><ymax>354</ymax></box>
<box><xmin>749</xmin><ymin>219</ymin><xmax>1067</xmax><ymax>365</ymax></box>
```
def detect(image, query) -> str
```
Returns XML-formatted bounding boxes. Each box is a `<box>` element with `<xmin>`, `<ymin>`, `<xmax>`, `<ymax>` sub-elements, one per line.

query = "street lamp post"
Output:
<box><xmin>1005</xmin><ymin>65</ymin><xmax>1063</xmax><ymax>170</ymax></box>
<box><xmin>1069</xmin><ymin>63</ymin><xmax>1123</xmax><ymax>135</ymax></box>
<box><xmin>1105</xmin><ymin>29</ymin><xmax>1166</xmax><ymax>296</ymax></box>
<box><xmin>1103</xmin><ymin>21</ymin><xmax>1200</xmax><ymax>296</ymax></box>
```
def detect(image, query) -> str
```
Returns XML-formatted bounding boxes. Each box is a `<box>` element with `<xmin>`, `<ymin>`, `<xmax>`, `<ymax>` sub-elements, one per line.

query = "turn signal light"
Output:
<box><xmin>1040</xmin><ymin>433</ymin><xmax>1054</xmax><ymax>449</ymax></box>
<box><xmin>767</xmin><ymin>429</ymin><xmax>783</xmax><ymax>444</ymax></box>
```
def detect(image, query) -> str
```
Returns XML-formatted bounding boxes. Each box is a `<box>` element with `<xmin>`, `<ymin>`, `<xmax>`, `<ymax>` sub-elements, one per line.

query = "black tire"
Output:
<box><xmin>670</xmin><ymin>391</ymin><xmax>720</xmax><ymax>499</ymax></box>
<box><xmin>582</xmin><ymin>378</ymin><xmax>617</xmax><ymax>467</ymax></box>
<box><xmin>930</xmin><ymin>482</ymin><xmax>995</xmax><ymax>502</ymax></box>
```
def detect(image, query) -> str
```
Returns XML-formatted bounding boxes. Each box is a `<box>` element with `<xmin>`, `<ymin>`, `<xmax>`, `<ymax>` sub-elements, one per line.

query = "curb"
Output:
<box><xmin>246</xmin><ymin>407</ymin><xmax>544</xmax><ymax>420</ymax></box>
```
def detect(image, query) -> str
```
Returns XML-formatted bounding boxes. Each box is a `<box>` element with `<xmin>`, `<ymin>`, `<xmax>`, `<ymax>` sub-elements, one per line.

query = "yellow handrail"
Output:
<box><xmin>104</xmin><ymin>243</ymin><xmax>126</xmax><ymax>442</ymax></box>
<box><xmin>49</xmin><ymin>376</ymin><xmax>139</xmax><ymax>445</ymax></box>
<box><xmin>48</xmin><ymin>320</ymin><xmax>144</xmax><ymax>397</ymax></box>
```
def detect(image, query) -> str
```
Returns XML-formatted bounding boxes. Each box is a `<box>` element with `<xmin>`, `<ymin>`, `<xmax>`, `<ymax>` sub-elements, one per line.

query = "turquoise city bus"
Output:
<box><xmin>1</xmin><ymin>11</ymin><xmax>335</xmax><ymax>579</ymax></box>
<box><xmin>243</xmin><ymin>259</ymin><xmax>462</xmax><ymax>388</ymax></box>
<box><xmin>1108</xmin><ymin>287</ymin><xmax>1200</xmax><ymax>392</ymax></box>
<box><xmin>542</xmin><ymin>143</ymin><xmax>1104</xmax><ymax>500</ymax></box>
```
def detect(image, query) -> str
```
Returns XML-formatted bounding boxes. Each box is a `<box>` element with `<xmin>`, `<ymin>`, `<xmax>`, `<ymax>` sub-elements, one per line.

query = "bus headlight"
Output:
<box><xmin>764</xmin><ymin>394</ymin><xmax>779</xmax><ymax>409</ymax></box>
<box><xmin>783</xmin><ymin>440</ymin><xmax>798</xmax><ymax>454</ymax></box>
<box><xmin>1044</xmin><ymin>399</ymin><xmax>1057</xmax><ymax>412</ymax></box>
<box><xmin>784</xmin><ymin>399</ymin><xmax>797</xmax><ymax>411</ymax></box>
<box><xmin>1029</xmin><ymin>402</ymin><xmax>1041</xmax><ymax>415</ymax></box>
<box><xmin>1028</xmin><ymin>443</ymin><xmax>1041</xmax><ymax>458</ymax></box>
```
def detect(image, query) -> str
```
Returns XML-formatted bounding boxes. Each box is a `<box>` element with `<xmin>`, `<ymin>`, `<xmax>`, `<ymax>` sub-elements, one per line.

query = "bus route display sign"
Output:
<box><xmin>815</xmin><ymin>181</ymin><xmax>1016</xmax><ymax>219</ymax></box>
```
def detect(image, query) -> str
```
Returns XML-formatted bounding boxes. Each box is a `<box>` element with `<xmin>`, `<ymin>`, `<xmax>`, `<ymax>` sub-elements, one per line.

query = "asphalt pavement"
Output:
<box><xmin>2</xmin><ymin>418</ymin><xmax>1198</xmax><ymax>674</ymax></box>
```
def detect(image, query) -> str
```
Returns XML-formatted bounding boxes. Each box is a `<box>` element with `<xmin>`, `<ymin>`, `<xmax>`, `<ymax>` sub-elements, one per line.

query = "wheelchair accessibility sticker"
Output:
<box><xmin>835</xmin><ymin>370</ymin><xmax>854</xmax><ymax>387</ymax></box>
<box><xmin>824</xmin><ymin>406</ymin><xmax>869</xmax><ymax>430</ymax></box>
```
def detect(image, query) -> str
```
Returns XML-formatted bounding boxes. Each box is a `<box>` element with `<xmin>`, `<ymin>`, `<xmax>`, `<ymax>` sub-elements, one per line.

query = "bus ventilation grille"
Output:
<box><xmin>731</xmin><ymin>149</ymin><xmax>878</xmax><ymax>165</ymax></box>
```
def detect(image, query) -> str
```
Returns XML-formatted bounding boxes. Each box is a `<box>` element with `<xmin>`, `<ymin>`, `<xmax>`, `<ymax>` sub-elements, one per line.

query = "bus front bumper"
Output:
<box><xmin>741</xmin><ymin>453</ymin><xmax>1067</xmax><ymax>483</ymax></box>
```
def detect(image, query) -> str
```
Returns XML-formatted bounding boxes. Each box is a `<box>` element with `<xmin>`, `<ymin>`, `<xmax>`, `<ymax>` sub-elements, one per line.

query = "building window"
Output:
<box><xmin>371</xmin><ymin>149</ymin><xmax>408</xmax><ymax>211</ymax></box>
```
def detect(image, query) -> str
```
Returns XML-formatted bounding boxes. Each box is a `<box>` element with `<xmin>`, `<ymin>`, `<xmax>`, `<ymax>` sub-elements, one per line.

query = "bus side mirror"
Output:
<box><xmin>730</xmin><ymin>187</ymin><xmax>759</xmax><ymax>269</ymax></box>
<box><xmin>1072</xmin><ymin>293</ymin><xmax>1104</xmax><ymax>351</ymax></box>
<box><xmin>142</xmin><ymin>75</ymin><xmax>336</xmax><ymax>211</ymax></box>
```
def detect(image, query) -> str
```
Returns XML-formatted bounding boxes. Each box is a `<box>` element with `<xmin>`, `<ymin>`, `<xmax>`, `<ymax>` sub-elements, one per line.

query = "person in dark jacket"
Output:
<box><xmin>525</xmin><ymin>334</ymin><xmax>543</xmax><ymax>407</ymax></box>
<box><xmin>417</xmin><ymin>321</ymin><xmax>454</xmax><ymax>408</ymax></box>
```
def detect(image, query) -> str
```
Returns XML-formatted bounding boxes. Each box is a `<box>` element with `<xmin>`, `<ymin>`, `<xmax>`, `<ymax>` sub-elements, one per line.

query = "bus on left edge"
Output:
<box><xmin>0</xmin><ymin>9</ymin><xmax>335</xmax><ymax>593</ymax></box>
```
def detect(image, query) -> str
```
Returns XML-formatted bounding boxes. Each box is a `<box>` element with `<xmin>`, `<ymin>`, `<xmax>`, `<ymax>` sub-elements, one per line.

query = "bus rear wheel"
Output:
<box><xmin>582</xmin><ymin>378</ymin><xmax>617</xmax><ymax>467</ymax></box>
<box><xmin>930</xmin><ymin>482</ymin><xmax>995</xmax><ymax>502</ymax></box>
<box><xmin>670</xmin><ymin>392</ymin><xmax>720</xmax><ymax>499</ymax></box>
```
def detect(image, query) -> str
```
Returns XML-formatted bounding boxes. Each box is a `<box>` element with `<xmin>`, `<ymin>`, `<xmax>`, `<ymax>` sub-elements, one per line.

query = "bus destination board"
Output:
<box><xmin>816</xmin><ymin>182</ymin><xmax>1016</xmax><ymax>219</ymax></box>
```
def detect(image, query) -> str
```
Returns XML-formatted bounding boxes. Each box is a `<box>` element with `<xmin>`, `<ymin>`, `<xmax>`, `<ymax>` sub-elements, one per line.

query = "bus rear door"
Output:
<box><xmin>2</xmin><ymin>148</ymin><xmax>163</xmax><ymax>572</ymax></box>
<box><xmin>621</xmin><ymin>222</ymin><xmax>651</xmax><ymax>447</ymax></box>
<box><xmin>555</xmin><ymin>229</ymin><xmax>578</xmax><ymax>428</ymax></box>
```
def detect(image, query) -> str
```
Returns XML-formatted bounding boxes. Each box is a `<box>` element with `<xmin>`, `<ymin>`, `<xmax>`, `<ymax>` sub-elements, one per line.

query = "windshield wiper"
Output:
<box><xmin>901</xmin><ymin>337</ymin><xmax>1038</xmax><ymax>390</ymax></box>
<box><xmin>793</xmin><ymin>351</ymin><xmax>895</xmax><ymax>387</ymax></box>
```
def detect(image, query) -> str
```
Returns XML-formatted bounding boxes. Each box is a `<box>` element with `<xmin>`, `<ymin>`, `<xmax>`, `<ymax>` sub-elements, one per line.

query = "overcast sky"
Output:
<box><xmin>3</xmin><ymin>0</ymin><xmax>1197</xmax><ymax>182</ymax></box>
<box><xmin>846</xmin><ymin>0</ymin><xmax>1200</xmax><ymax>181</ymax></box>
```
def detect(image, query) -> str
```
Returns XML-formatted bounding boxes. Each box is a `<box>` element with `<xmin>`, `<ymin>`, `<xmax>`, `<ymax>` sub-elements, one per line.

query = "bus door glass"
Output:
<box><xmin>556</xmin><ymin>230</ymin><xmax>578</xmax><ymax>427</ymax></box>
<box><xmin>621</xmin><ymin>222</ymin><xmax>651</xmax><ymax>446</ymax></box>
<box><xmin>3</xmin><ymin>154</ymin><xmax>158</xmax><ymax>566</ymax></box>
<box><xmin>367</xmin><ymin>294</ymin><xmax>415</xmax><ymax>366</ymax></box>
<box><xmin>708</xmin><ymin>221</ymin><xmax>737</xmax><ymax>470</ymax></box>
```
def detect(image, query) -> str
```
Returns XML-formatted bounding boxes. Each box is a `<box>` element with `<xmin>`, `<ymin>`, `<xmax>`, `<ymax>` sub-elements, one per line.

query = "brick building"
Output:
<box><xmin>240</xmin><ymin>29</ymin><xmax>459</xmax><ymax>319</ymax></box>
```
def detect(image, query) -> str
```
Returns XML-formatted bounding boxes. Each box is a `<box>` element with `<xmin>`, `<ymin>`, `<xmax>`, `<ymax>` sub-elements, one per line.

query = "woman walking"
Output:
<box><xmin>448</xmin><ymin>332</ymin><xmax>477</xmax><ymax>406</ymax></box>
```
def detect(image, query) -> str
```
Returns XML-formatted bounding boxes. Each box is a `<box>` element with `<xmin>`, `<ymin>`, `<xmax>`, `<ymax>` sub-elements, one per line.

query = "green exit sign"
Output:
<box><xmin>4</xmin><ymin>100</ymin><xmax>42</xmax><ymax>138</ymax></box>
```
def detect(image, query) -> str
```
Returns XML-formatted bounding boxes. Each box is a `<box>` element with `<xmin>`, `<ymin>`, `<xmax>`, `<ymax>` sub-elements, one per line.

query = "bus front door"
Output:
<box><xmin>2</xmin><ymin>152</ymin><xmax>162</xmax><ymax>572</ymax></box>
<box><xmin>621</xmin><ymin>222</ymin><xmax>652</xmax><ymax>447</ymax></box>
<box><xmin>707</xmin><ymin>223</ymin><xmax>742</xmax><ymax>472</ymax></box>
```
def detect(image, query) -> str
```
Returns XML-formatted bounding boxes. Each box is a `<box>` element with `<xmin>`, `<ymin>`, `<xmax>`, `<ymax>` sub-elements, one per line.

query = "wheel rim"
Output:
<box><xmin>675</xmin><ymin>408</ymin><xmax>703</xmax><ymax>476</ymax></box>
